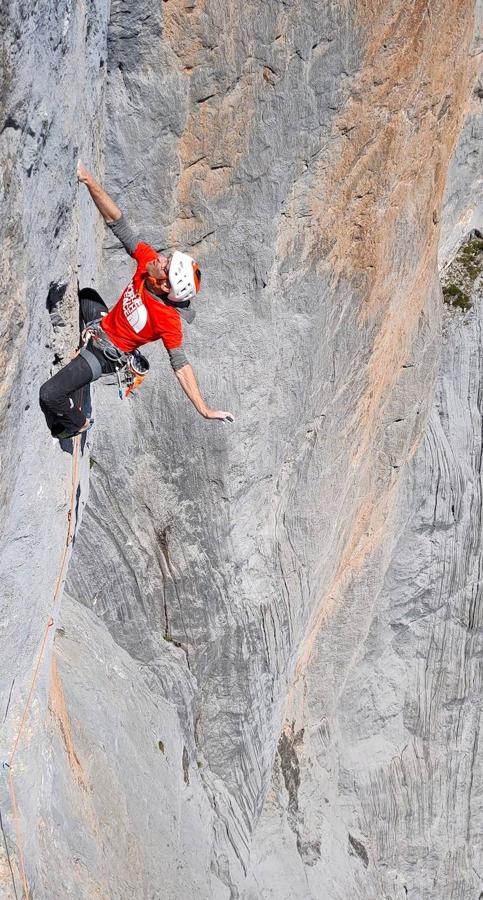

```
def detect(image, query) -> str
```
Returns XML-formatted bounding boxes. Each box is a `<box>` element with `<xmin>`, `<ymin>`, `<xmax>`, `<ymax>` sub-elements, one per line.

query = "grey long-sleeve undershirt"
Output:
<box><xmin>108</xmin><ymin>214</ymin><xmax>139</xmax><ymax>254</ymax></box>
<box><xmin>107</xmin><ymin>215</ymin><xmax>191</xmax><ymax>372</ymax></box>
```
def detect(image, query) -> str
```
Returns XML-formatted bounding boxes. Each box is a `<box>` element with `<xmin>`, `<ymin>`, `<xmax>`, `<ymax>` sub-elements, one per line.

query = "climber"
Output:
<box><xmin>39</xmin><ymin>161</ymin><xmax>234</xmax><ymax>438</ymax></box>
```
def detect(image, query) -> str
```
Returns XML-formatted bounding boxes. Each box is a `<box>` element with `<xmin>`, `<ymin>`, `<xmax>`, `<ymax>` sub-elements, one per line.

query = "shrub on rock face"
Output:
<box><xmin>459</xmin><ymin>238</ymin><xmax>483</xmax><ymax>280</ymax></box>
<box><xmin>441</xmin><ymin>236</ymin><xmax>483</xmax><ymax>313</ymax></box>
<box><xmin>442</xmin><ymin>282</ymin><xmax>471</xmax><ymax>311</ymax></box>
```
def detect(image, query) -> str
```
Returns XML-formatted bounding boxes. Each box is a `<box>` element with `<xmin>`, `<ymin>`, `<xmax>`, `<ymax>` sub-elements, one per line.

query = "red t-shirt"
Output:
<box><xmin>101</xmin><ymin>242</ymin><xmax>183</xmax><ymax>352</ymax></box>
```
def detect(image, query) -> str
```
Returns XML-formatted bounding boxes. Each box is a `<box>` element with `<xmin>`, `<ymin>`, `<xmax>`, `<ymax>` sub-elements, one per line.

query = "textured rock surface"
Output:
<box><xmin>43</xmin><ymin>598</ymin><xmax>224</xmax><ymax>899</ymax></box>
<box><xmin>248</xmin><ymin>10</ymin><xmax>483</xmax><ymax>899</ymax></box>
<box><xmin>439</xmin><ymin>1</ymin><xmax>483</xmax><ymax>261</ymax></box>
<box><xmin>0</xmin><ymin>1</ymin><xmax>482</xmax><ymax>898</ymax></box>
<box><xmin>0</xmin><ymin>2</ymin><xmax>109</xmax><ymax>895</ymax></box>
<box><xmin>247</xmin><ymin>259</ymin><xmax>483</xmax><ymax>900</ymax></box>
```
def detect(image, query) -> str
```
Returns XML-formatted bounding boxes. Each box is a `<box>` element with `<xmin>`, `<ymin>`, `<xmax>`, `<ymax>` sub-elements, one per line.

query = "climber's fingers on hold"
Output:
<box><xmin>76</xmin><ymin>160</ymin><xmax>90</xmax><ymax>183</ymax></box>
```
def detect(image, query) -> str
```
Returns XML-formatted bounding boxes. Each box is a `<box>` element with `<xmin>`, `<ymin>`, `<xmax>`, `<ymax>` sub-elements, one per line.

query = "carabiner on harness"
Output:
<box><xmin>116</xmin><ymin>368</ymin><xmax>123</xmax><ymax>399</ymax></box>
<box><xmin>122</xmin><ymin>350</ymin><xmax>150</xmax><ymax>399</ymax></box>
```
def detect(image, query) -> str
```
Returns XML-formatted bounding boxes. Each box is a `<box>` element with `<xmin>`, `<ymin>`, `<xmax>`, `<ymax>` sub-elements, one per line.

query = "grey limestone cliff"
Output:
<box><xmin>0</xmin><ymin>1</ymin><xmax>482</xmax><ymax>899</ymax></box>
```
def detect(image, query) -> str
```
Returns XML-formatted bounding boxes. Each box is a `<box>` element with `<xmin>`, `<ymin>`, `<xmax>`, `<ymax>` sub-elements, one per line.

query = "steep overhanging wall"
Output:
<box><xmin>0</xmin><ymin>1</ymin><xmax>481</xmax><ymax>899</ymax></box>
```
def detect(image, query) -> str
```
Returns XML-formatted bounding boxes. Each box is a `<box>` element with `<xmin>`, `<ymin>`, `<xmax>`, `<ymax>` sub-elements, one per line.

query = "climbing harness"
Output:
<box><xmin>82</xmin><ymin>319</ymin><xmax>129</xmax><ymax>365</ymax></box>
<box><xmin>81</xmin><ymin>320</ymin><xmax>150</xmax><ymax>399</ymax></box>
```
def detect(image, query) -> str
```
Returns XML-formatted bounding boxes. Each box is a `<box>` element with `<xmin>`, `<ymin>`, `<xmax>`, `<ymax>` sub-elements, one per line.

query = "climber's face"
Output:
<box><xmin>146</xmin><ymin>254</ymin><xmax>171</xmax><ymax>293</ymax></box>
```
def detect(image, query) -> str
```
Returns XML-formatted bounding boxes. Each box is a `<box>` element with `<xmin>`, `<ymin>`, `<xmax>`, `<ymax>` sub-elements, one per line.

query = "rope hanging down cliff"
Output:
<box><xmin>3</xmin><ymin>434</ymin><xmax>81</xmax><ymax>900</ymax></box>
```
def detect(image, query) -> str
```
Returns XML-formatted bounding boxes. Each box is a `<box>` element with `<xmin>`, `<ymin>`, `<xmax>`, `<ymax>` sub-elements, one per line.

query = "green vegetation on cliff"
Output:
<box><xmin>442</xmin><ymin>236</ymin><xmax>483</xmax><ymax>312</ymax></box>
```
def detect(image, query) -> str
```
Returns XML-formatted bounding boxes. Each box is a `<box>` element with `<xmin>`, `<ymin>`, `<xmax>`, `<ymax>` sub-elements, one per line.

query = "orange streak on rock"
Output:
<box><xmin>162</xmin><ymin>0</ymin><xmax>206</xmax><ymax>62</ymax></box>
<box><xmin>291</xmin><ymin>0</ymin><xmax>475</xmax><ymax>679</ymax></box>
<box><xmin>48</xmin><ymin>655</ymin><xmax>88</xmax><ymax>791</ymax></box>
<box><xmin>278</xmin><ymin>1</ymin><xmax>474</xmax><ymax>300</ymax></box>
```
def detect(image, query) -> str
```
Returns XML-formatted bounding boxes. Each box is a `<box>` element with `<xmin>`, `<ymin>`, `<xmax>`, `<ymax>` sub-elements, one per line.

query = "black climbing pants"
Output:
<box><xmin>39</xmin><ymin>354</ymin><xmax>96</xmax><ymax>433</ymax></box>
<box><xmin>39</xmin><ymin>288</ymin><xmax>116</xmax><ymax>435</ymax></box>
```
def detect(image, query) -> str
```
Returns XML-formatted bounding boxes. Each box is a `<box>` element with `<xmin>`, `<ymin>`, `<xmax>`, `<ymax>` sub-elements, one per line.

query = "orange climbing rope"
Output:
<box><xmin>5</xmin><ymin>434</ymin><xmax>81</xmax><ymax>899</ymax></box>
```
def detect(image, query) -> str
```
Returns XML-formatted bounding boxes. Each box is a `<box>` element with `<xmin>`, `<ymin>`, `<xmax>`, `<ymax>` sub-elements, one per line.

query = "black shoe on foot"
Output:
<box><xmin>54</xmin><ymin>418</ymin><xmax>94</xmax><ymax>440</ymax></box>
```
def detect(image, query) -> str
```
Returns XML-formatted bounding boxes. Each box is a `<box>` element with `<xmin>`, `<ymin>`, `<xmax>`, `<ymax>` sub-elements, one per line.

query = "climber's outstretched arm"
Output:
<box><xmin>175</xmin><ymin>364</ymin><xmax>234</xmax><ymax>422</ymax></box>
<box><xmin>77</xmin><ymin>161</ymin><xmax>121</xmax><ymax>224</ymax></box>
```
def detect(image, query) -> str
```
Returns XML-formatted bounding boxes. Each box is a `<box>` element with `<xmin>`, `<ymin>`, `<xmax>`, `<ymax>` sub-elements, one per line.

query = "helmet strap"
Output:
<box><xmin>164</xmin><ymin>297</ymin><xmax>191</xmax><ymax>309</ymax></box>
<box><xmin>145</xmin><ymin>275</ymin><xmax>166</xmax><ymax>290</ymax></box>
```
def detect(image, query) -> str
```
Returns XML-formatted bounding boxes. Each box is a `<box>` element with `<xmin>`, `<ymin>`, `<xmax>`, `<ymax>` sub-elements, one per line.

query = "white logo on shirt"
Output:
<box><xmin>122</xmin><ymin>282</ymin><xmax>147</xmax><ymax>333</ymax></box>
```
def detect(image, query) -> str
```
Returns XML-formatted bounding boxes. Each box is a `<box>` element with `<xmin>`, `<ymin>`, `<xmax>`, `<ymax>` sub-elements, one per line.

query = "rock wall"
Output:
<box><xmin>247</xmin><ymin>254</ymin><xmax>483</xmax><ymax>900</ymax></box>
<box><xmin>0</xmin><ymin>2</ymin><xmax>109</xmax><ymax>896</ymax></box>
<box><xmin>0</xmin><ymin>1</ymin><xmax>481</xmax><ymax>898</ymax></box>
<box><xmin>439</xmin><ymin>0</ymin><xmax>483</xmax><ymax>261</ymax></box>
<box><xmin>248</xmin><ymin>8</ymin><xmax>483</xmax><ymax>899</ymax></box>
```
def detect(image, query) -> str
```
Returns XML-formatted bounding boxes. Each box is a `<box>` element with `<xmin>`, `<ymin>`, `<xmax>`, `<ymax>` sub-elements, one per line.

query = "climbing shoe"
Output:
<box><xmin>54</xmin><ymin>418</ymin><xmax>94</xmax><ymax>440</ymax></box>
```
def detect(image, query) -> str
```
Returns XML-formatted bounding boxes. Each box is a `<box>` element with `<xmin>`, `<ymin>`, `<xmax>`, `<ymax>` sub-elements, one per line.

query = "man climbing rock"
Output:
<box><xmin>39</xmin><ymin>161</ymin><xmax>234</xmax><ymax>438</ymax></box>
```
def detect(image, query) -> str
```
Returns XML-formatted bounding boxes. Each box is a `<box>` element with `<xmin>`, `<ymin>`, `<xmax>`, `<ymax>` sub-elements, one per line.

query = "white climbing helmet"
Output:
<box><xmin>168</xmin><ymin>251</ymin><xmax>201</xmax><ymax>302</ymax></box>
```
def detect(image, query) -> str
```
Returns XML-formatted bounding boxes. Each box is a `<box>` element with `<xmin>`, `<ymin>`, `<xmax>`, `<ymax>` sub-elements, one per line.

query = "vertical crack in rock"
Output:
<box><xmin>276</xmin><ymin>723</ymin><xmax>321</xmax><ymax>867</ymax></box>
<box><xmin>48</xmin><ymin>655</ymin><xmax>87</xmax><ymax>793</ymax></box>
<box><xmin>348</xmin><ymin>833</ymin><xmax>369</xmax><ymax>869</ymax></box>
<box><xmin>278</xmin><ymin>724</ymin><xmax>303</xmax><ymax>817</ymax></box>
<box><xmin>183</xmin><ymin>745</ymin><xmax>190</xmax><ymax>785</ymax></box>
<box><xmin>278</xmin><ymin>724</ymin><xmax>304</xmax><ymax>814</ymax></box>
